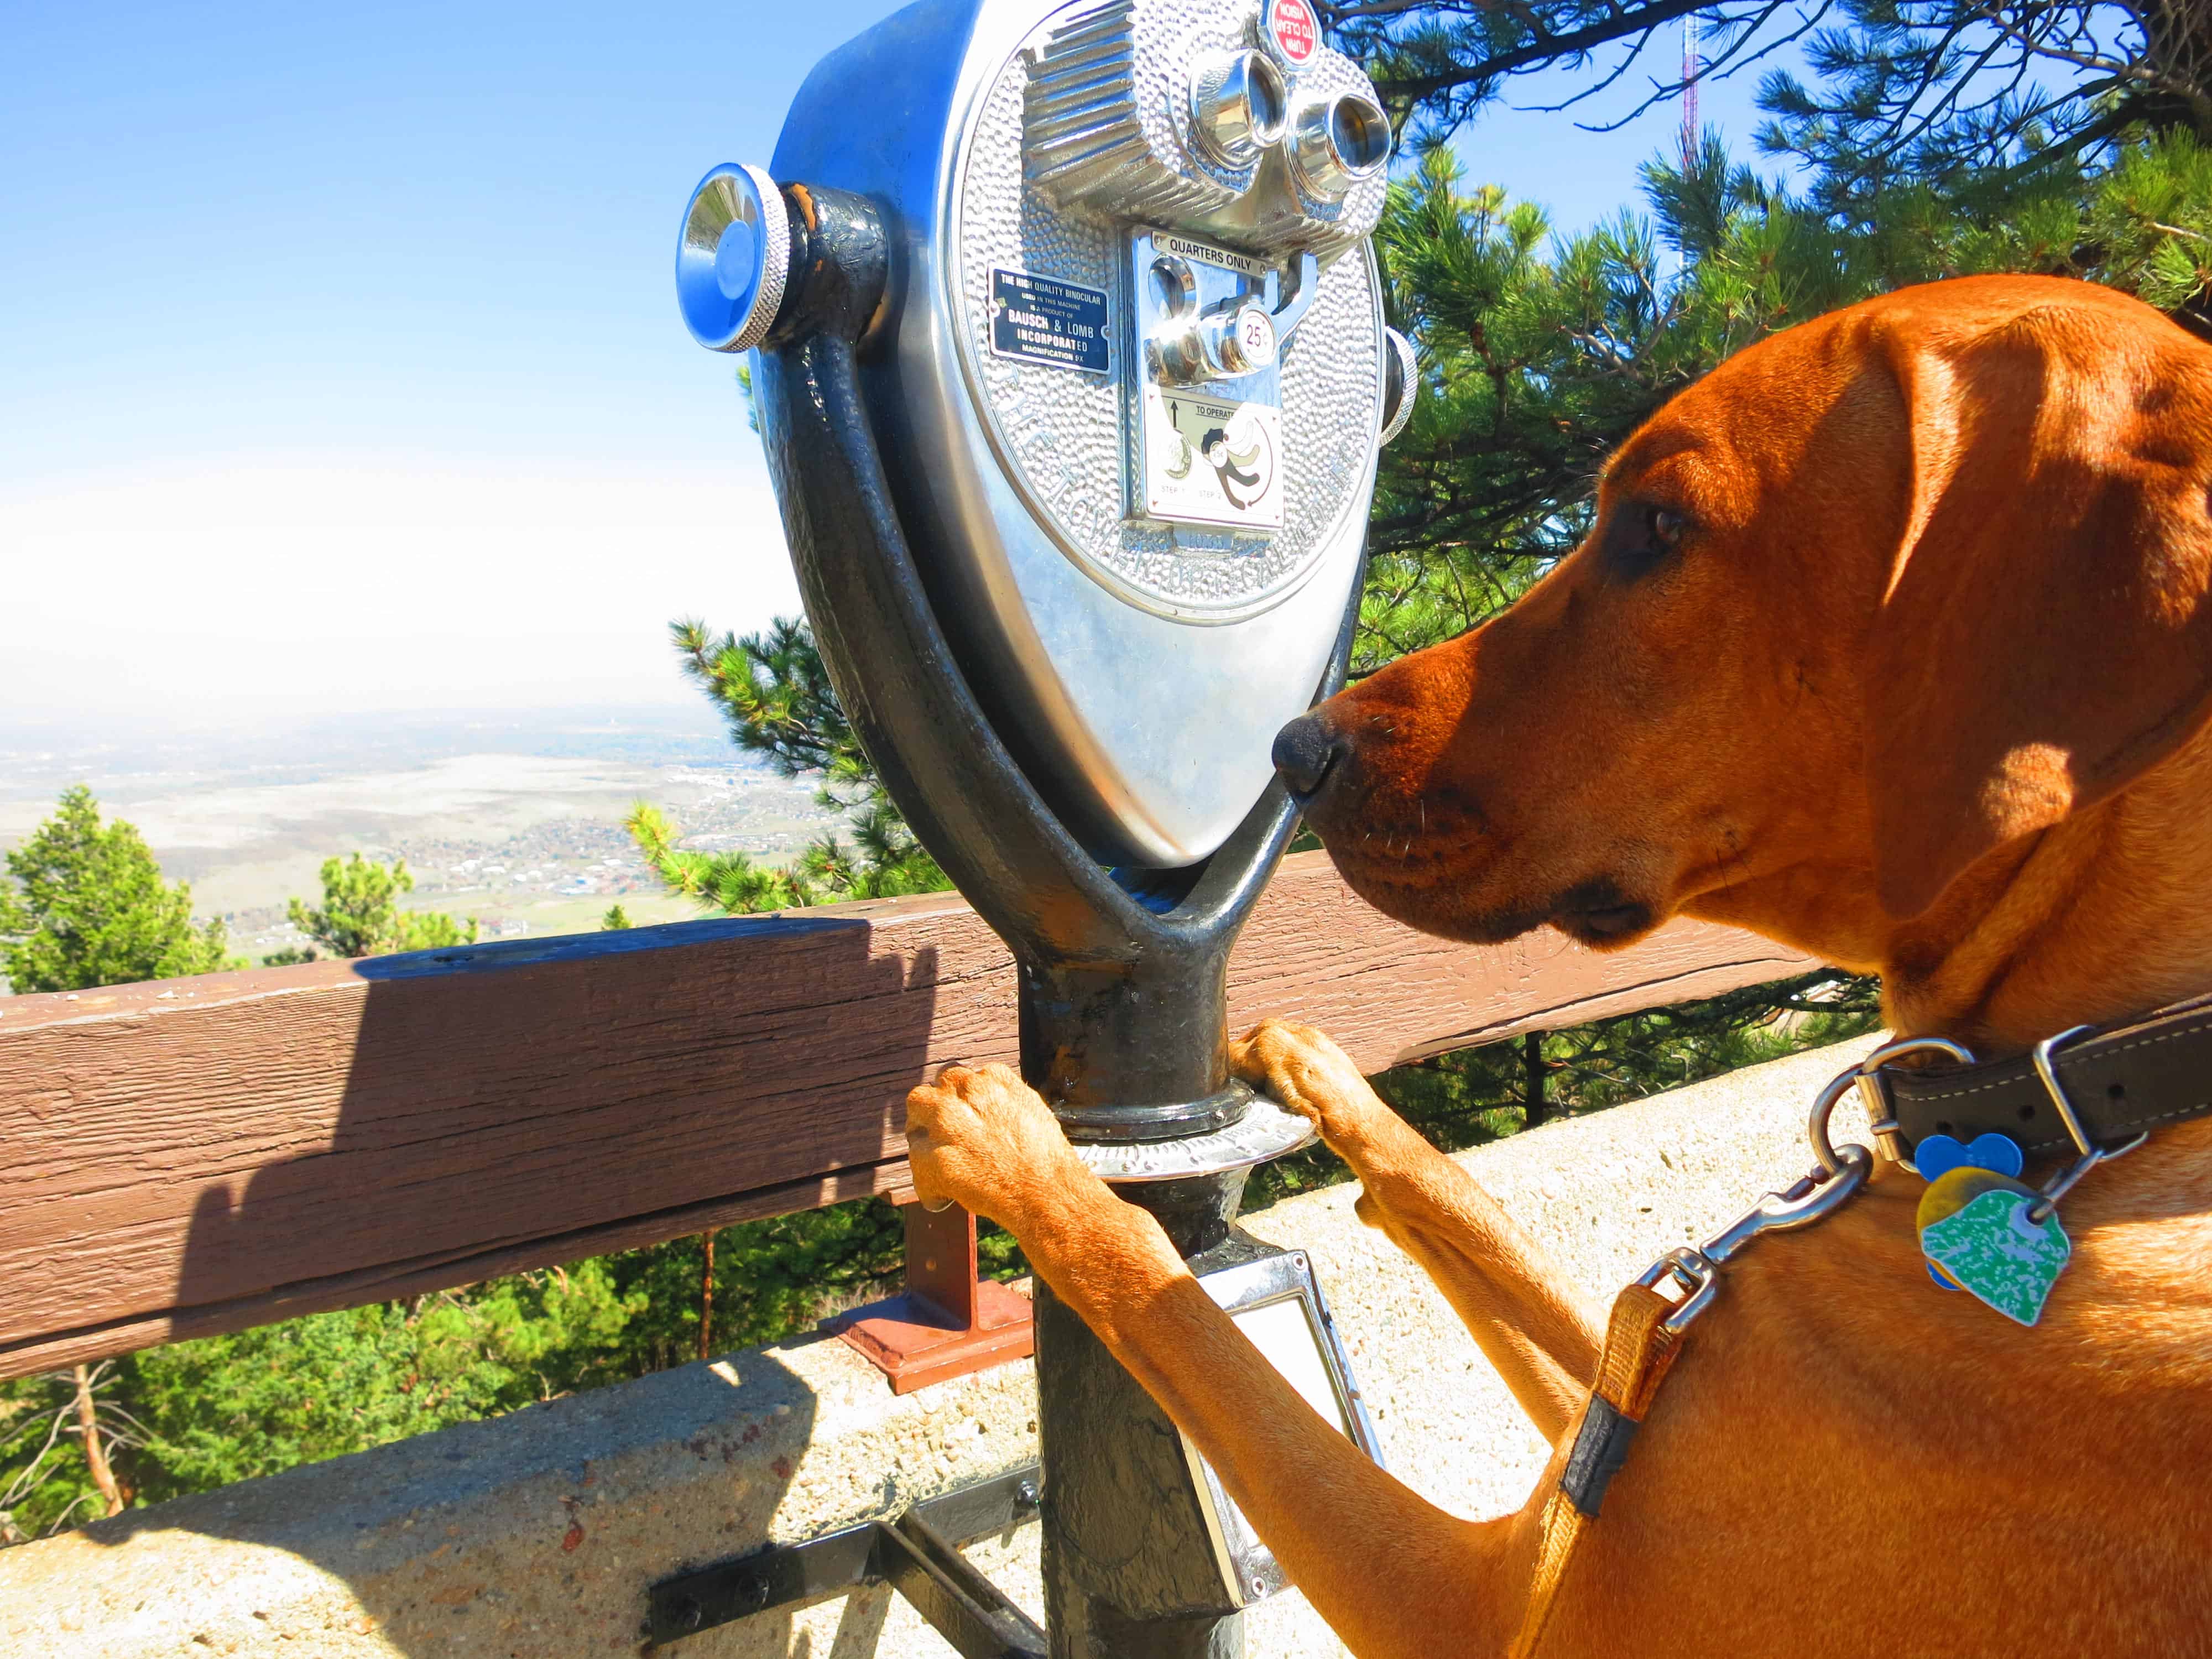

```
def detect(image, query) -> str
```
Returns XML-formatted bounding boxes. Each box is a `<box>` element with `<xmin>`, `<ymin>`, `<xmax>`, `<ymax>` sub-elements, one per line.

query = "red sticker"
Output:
<box><xmin>1267</xmin><ymin>0</ymin><xmax>1318</xmax><ymax>62</ymax></box>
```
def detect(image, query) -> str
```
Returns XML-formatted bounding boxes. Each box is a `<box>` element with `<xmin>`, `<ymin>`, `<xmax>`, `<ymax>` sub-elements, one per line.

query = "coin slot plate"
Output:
<box><xmin>1128</xmin><ymin>227</ymin><xmax>1286</xmax><ymax>530</ymax></box>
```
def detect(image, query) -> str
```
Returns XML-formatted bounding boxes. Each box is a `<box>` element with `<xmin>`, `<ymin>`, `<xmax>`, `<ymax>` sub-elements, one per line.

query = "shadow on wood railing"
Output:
<box><xmin>0</xmin><ymin>851</ymin><xmax>1816</xmax><ymax>1381</ymax></box>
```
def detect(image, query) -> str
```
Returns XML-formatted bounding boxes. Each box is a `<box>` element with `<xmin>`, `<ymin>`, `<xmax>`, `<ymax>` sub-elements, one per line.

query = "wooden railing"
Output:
<box><xmin>0</xmin><ymin>851</ymin><xmax>1817</xmax><ymax>1382</ymax></box>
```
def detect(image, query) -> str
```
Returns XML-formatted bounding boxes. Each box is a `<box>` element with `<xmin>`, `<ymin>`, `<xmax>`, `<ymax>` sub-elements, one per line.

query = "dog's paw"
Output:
<box><xmin>1229</xmin><ymin>1018</ymin><xmax>1389</xmax><ymax>1146</ymax></box>
<box><xmin>904</xmin><ymin>1063</ymin><xmax>1099</xmax><ymax>1232</ymax></box>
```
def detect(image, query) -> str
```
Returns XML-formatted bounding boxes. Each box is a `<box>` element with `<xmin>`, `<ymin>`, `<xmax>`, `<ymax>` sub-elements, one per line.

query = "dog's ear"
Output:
<box><xmin>1865</xmin><ymin>293</ymin><xmax>2212</xmax><ymax>920</ymax></box>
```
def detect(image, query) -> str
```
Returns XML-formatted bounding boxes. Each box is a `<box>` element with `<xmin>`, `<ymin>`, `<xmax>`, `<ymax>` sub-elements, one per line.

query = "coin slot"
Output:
<box><xmin>1151</xmin><ymin>255</ymin><xmax>1198</xmax><ymax>319</ymax></box>
<box><xmin>1199</xmin><ymin>301</ymin><xmax>1276</xmax><ymax>378</ymax></box>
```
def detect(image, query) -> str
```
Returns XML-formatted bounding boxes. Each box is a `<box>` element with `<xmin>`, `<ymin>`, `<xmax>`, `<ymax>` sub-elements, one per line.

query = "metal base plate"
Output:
<box><xmin>824</xmin><ymin>1201</ymin><xmax>1036</xmax><ymax>1394</ymax></box>
<box><xmin>831</xmin><ymin>1282</ymin><xmax>1036</xmax><ymax>1395</ymax></box>
<box><xmin>1070</xmin><ymin>1094</ymin><xmax>1317</xmax><ymax>1183</ymax></box>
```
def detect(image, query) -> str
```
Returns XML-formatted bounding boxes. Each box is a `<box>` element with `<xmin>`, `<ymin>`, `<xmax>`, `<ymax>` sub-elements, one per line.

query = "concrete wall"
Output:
<box><xmin>0</xmin><ymin>1035</ymin><xmax>1879</xmax><ymax>1657</ymax></box>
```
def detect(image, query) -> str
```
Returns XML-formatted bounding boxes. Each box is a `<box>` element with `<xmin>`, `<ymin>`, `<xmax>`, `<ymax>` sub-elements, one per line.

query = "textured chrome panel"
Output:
<box><xmin>954</xmin><ymin>0</ymin><xmax>1383</xmax><ymax>617</ymax></box>
<box><xmin>769</xmin><ymin>0</ymin><xmax>1385</xmax><ymax>865</ymax></box>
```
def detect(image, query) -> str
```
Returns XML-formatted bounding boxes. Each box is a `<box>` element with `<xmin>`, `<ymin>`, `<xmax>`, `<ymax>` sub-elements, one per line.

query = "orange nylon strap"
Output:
<box><xmin>1506</xmin><ymin>1282</ymin><xmax>1684</xmax><ymax>1659</ymax></box>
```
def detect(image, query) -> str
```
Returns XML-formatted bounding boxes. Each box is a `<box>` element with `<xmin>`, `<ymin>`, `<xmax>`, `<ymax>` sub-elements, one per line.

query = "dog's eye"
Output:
<box><xmin>1601</xmin><ymin>502</ymin><xmax>1688</xmax><ymax>581</ymax></box>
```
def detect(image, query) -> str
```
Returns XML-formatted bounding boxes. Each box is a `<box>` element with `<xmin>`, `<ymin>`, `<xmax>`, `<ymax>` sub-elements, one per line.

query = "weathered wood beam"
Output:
<box><xmin>0</xmin><ymin>852</ymin><xmax>1818</xmax><ymax>1378</ymax></box>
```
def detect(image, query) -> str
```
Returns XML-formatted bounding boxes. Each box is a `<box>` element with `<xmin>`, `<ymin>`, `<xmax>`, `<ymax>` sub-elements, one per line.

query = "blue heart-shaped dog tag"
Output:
<box><xmin>1917</xmin><ymin>1137</ymin><xmax>2025</xmax><ymax>1291</ymax></box>
<box><xmin>1914</xmin><ymin>1131</ymin><xmax>2024</xmax><ymax>1183</ymax></box>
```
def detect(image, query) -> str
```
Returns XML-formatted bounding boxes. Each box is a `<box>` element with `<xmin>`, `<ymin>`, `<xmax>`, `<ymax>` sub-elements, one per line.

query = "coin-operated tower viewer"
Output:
<box><xmin>674</xmin><ymin>1</ymin><xmax>1416</xmax><ymax>1653</ymax></box>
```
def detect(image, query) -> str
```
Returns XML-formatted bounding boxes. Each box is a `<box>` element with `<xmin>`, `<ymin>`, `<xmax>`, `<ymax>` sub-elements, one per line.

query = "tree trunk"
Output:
<box><xmin>1522</xmin><ymin>1030</ymin><xmax>1548</xmax><ymax>1128</ymax></box>
<box><xmin>72</xmin><ymin>1364</ymin><xmax>123</xmax><ymax>1517</ymax></box>
<box><xmin>698</xmin><ymin>1232</ymin><xmax>716</xmax><ymax>1360</ymax></box>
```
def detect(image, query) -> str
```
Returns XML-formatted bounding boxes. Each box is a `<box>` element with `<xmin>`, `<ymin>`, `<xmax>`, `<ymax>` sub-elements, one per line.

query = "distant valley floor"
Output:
<box><xmin>0</xmin><ymin>708</ymin><xmax>845</xmax><ymax>962</ymax></box>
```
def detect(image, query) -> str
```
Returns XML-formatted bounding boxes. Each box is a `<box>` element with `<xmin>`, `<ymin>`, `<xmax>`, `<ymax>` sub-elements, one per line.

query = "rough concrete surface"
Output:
<box><xmin>0</xmin><ymin>1034</ymin><xmax>1880</xmax><ymax>1658</ymax></box>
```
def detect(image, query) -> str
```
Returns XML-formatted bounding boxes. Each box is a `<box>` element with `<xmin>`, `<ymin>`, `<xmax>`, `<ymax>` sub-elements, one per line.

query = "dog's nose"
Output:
<box><xmin>1272</xmin><ymin>713</ymin><xmax>1344</xmax><ymax>802</ymax></box>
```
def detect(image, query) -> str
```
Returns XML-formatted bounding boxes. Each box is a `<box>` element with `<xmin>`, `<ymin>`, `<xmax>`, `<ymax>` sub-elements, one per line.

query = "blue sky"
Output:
<box><xmin>1</xmin><ymin>1</ymin><xmax>1783</xmax><ymax>725</ymax></box>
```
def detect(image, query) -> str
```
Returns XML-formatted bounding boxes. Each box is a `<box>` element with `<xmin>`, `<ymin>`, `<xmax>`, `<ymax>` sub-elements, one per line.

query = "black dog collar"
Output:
<box><xmin>1867</xmin><ymin>993</ymin><xmax>2212</xmax><ymax>1164</ymax></box>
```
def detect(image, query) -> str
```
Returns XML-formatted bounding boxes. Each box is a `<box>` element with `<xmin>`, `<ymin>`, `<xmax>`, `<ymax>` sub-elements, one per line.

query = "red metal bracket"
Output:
<box><xmin>827</xmin><ymin>1199</ymin><xmax>1034</xmax><ymax>1394</ymax></box>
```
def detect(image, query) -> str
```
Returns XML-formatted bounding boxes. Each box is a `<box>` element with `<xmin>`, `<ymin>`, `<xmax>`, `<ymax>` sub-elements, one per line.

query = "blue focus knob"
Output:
<box><xmin>676</xmin><ymin>163</ymin><xmax>791</xmax><ymax>353</ymax></box>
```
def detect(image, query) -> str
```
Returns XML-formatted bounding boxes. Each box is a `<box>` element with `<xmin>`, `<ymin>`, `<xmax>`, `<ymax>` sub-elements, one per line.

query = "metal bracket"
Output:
<box><xmin>648</xmin><ymin>1463</ymin><xmax>1045</xmax><ymax>1649</ymax></box>
<box><xmin>875</xmin><ymin>1504</ymin><xmax>1047</xmax><ymax>1658</ymax></box>
<box><xmin>823</xmin><ymin>1199</ymin><xmax>1035</xmax><ymax>1394</ymax></box>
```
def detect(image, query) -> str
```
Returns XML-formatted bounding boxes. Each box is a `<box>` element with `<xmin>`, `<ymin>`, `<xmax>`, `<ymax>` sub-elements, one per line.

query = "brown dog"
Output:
<box><xmin>905</xmin><ymin>275</ymin><xmax>2212</xmax><ymax>1656</ymax></box>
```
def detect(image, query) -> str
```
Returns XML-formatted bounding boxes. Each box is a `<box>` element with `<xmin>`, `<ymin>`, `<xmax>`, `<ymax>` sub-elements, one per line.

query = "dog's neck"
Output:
<box><xmin>1697</xmin><ymin>736</ymin><xmax>2212</xmax><ymax>1056</ymax></box>
<box><xmin>1890</xmin><ymin>771</ymin><xmax>2212</xmax><ymax>1048</ymax></box>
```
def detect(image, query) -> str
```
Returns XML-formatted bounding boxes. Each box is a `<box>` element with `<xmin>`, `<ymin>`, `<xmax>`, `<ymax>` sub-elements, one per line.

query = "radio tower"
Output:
<box><xmin>1681</xmin><ymin>11</ymin><xmax>1701</xmax><ymax>171</ymax></box>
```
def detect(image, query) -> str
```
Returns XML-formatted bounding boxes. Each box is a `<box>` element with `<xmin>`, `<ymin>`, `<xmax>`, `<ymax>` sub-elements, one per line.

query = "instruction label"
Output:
<box><xmin>1141</xmin><ymin>385</ymin><xmax>1284</xmax><ymax>529</ymax></box>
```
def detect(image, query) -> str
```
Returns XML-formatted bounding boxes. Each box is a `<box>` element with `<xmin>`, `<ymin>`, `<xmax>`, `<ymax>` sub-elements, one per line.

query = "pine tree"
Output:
<box><xmin>1325</xmin><ymin>0</ymin><xmax>2212</xmax><ymax>180</ymax></box>
<box><xmin>0</xmin><ymin>786</ymin><xmax>234</xmax><ymax>994</ymax></box>
<box><xmin>118</xmin><ymin>1265</ymin><xmax>645</xmax><ymax>1501</ymax></box>
<box><xmin>269</xmin><ymin>854</ymin><xmax>478</xmax><ymax>963</ymax></box>
<box><xmin>625</xmin><ymin>618</ymin><xmax>943</xmax><ymax>912</ymax></box>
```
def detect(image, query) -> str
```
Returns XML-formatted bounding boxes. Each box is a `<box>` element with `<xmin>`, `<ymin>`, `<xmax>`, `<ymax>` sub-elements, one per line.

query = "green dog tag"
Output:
<box><xmin>1918</xmin><ymin>1169</ymin><xmax>2070</xmax><ymax>1327</ymax></box>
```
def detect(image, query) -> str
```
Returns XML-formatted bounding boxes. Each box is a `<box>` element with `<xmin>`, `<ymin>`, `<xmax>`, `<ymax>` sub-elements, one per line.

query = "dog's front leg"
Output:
<box><xmin>906</xmin><ymin>1063</ymin><xmax>1522</xmax><ymax>1659</ymax></box>
<box><xmin>1233</xmin><ymin>1020</ymin><xmax>1601</xmax><ymax>1442</ymax></box>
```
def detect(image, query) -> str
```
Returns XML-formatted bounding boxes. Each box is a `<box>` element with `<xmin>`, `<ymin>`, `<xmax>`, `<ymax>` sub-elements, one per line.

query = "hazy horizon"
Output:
<box><xmin>0</xmin><ymin>698</ymin><xmax>731</xmax><ymax>752</ymax></box>
<box><xmin>3</xmin><ymin>2</ymin><xmax>1785</xmax><ymax>727</ymax></box>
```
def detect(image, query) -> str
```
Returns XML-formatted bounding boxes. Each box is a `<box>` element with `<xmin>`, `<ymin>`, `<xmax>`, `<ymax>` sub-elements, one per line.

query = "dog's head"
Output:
<box><xmin>1281</xmin><ymin>275</ymin><xmax>2212</xmax><ymax>958</ymax></box>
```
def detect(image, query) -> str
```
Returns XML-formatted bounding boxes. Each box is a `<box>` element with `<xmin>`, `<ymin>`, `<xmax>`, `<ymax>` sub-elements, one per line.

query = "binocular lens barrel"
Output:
<box><xmin>1290</xmin><ymin>91</ymin><xmax>1391</xmax><ymax>197</ymax></box>
<box><xmin>1190</xmin><ymin>50</ymin><xmax>1290</xmax><ymax>169</ymax></box>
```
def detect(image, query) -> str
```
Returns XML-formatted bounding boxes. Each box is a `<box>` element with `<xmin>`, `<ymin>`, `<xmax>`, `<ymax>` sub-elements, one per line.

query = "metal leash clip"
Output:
<box><xmin>1635</xmin><ymin>1142</ymin><xmax>1872</xmax><ymax>1333</ymax></box>
<box><xmin>1639</xmin><ymin>1039</ymin><xmax>1964</xmax><ymax>1331</ymax></box>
